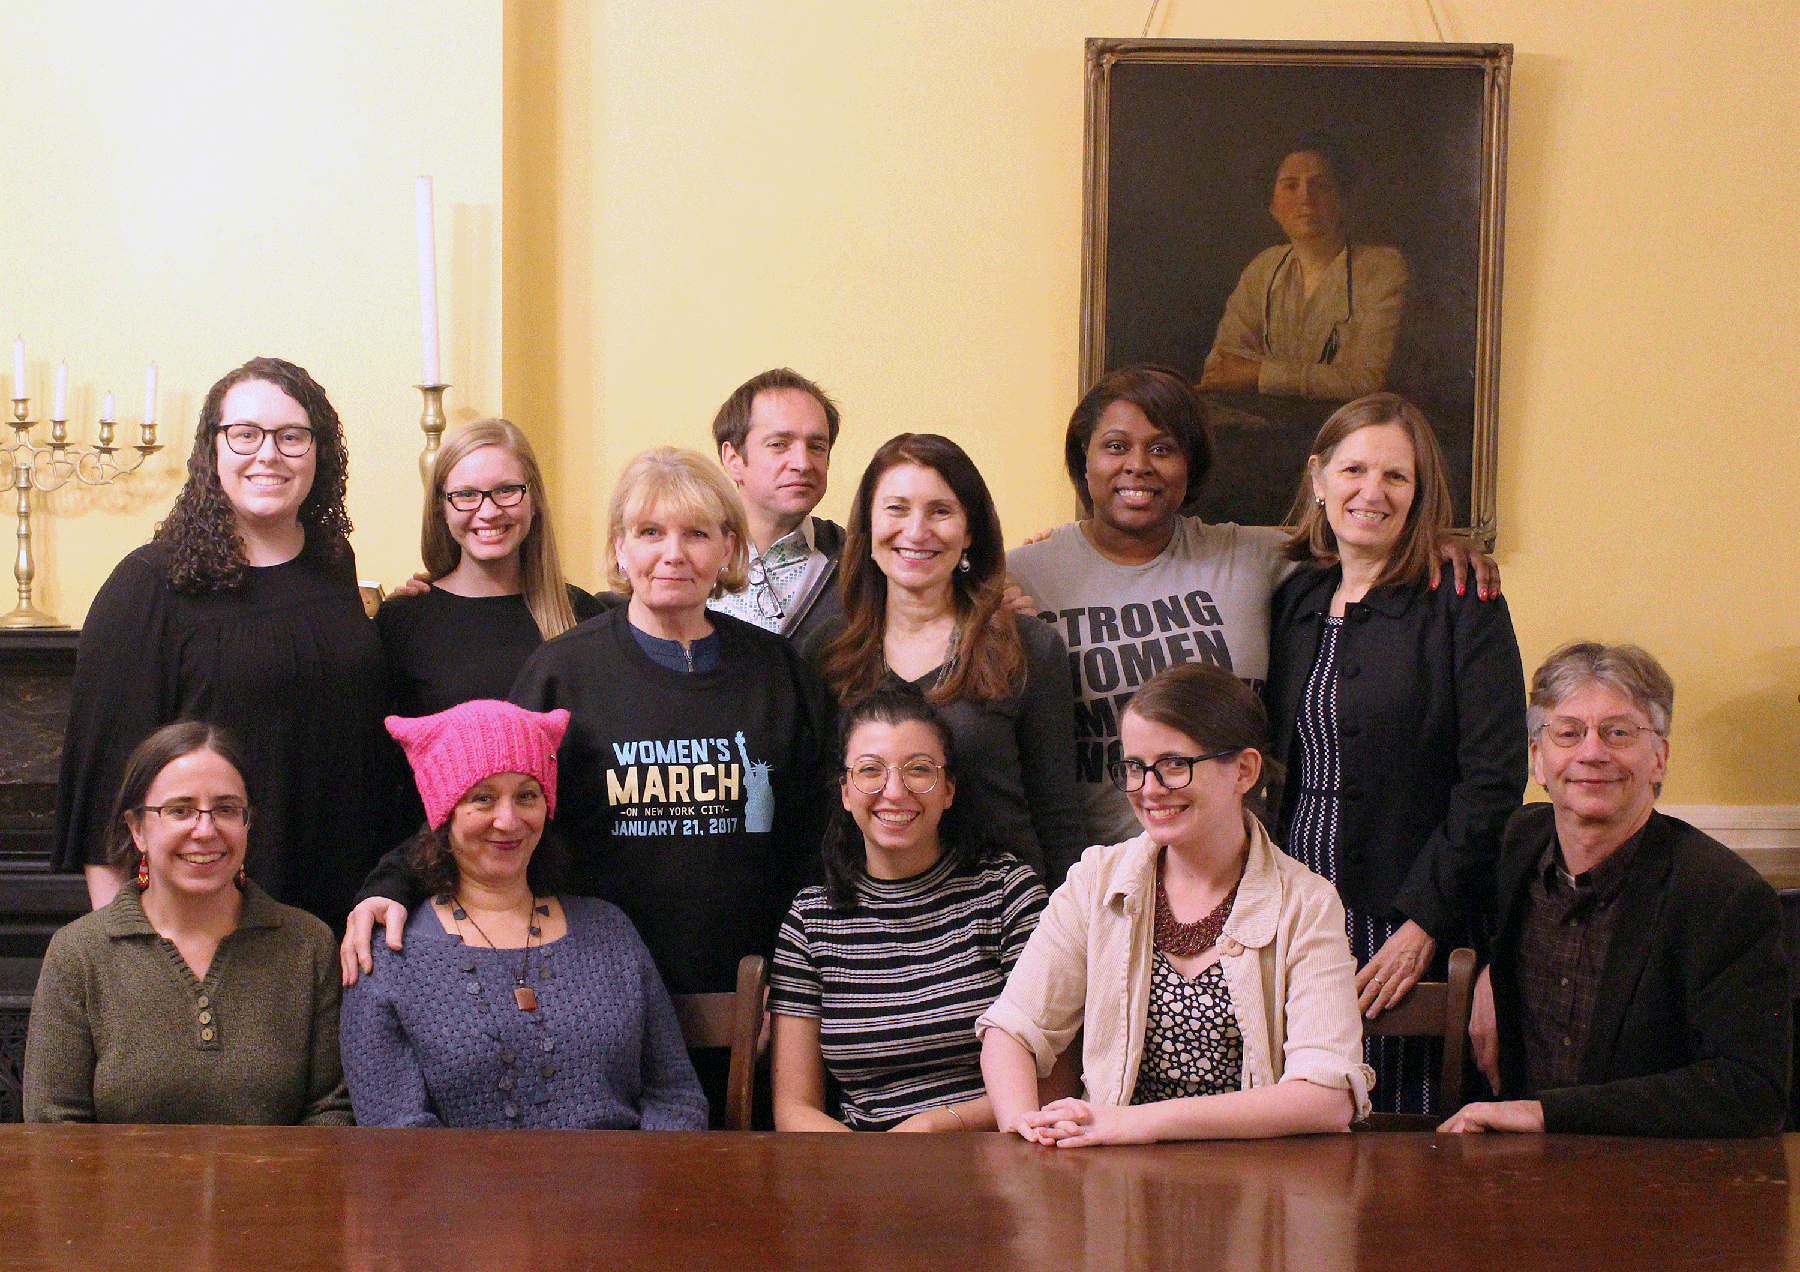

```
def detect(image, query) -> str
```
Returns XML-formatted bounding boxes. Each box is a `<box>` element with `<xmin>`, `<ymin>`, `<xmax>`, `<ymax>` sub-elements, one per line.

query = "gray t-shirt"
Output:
<box><xmin>1007</xmin><ymin>518</ymin><xmax>1292</xmax><ymax>845</ymax></box>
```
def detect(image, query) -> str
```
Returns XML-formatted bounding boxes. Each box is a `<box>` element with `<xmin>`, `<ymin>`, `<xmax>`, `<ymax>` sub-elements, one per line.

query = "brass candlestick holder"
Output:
<box><xmin>1</xmin><ymin>397</ymin><xmax>160</xmax><ymax>628</ymax></box>
<box><xmin>417</xmin><ymin>383</ymin><xmax>448</xmax><ymax>487</ymax></box>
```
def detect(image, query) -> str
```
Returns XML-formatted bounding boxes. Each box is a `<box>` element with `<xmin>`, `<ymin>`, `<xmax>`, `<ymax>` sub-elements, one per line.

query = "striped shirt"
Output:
<box><xmin>769</xmin><ymin>852</ymin><xmax>1045</xmax><ymax>1130</ymax></box>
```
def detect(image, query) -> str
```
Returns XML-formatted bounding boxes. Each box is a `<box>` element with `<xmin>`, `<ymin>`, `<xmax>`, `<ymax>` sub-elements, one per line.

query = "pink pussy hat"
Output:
<box><xmin>385</xmin><ymin>700</ymin><xmax>571</xmax><ymax>829</ymax></box>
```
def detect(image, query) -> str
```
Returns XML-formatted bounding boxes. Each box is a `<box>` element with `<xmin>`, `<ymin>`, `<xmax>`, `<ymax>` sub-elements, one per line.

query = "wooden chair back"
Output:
<box><xmin>1356</xmin><ymin>946</ymin><xmax>1477</xmax><ymax>1130</ymax></box>
<box><xmin>671</xmin><ymin>954</ymin><xmax>767</xmax><ymax>1131</ymax></box>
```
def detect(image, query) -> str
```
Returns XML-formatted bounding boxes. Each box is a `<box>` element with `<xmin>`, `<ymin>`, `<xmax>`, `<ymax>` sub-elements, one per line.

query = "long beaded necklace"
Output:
<box><xmin>447</xmin><ymin>893</ymin><xmax>548</xmax><ymax>1010</ymax></box>
<box><xmin>1152</xmin><ymin>856</ymin><xmax>1242</xmax><ymax>957</ymax></box>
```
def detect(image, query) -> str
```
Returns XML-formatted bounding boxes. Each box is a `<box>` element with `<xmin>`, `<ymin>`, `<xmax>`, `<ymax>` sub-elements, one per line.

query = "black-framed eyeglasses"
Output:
<box><xmin>444</xmin><ymin>483</ymin><xmax>529</xmax><ymax>513</ymax></box>
<box><xmin>133</xmin><ymin>802</ymin><xmax>252</xmax><ymax>830</ymax></box>
<box><xmin>218</xmin><ymin>424</ymin><xmax>315</xmax><ymax>458</ymax></box>
<box><xmin>1533</xmin><ymin>717</ymin><xmax>1662</xmax><ymax>751</ymax></box>
<box><xmin>845</xmin><ymin>758</ymin><xmax>944</xmax><ymax>796</ymax></box>
<box><xmin>1108</xmin><ymin>748</ymin><xmax>1243</xmax><ymax>793</ymax></box>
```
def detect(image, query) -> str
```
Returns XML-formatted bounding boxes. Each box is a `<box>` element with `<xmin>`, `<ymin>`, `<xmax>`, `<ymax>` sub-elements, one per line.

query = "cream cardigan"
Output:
<box><xmin>977</xmin><ymin>812</ymin><xmax>1373</xmax><ymax>1117</ymax></box>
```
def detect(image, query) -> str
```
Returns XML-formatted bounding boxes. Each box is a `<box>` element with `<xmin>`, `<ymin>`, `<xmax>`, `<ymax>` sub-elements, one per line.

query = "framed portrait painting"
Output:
<box><xmin>1082</xmin><ymin>39</ymin><xmax>1511</xmax><ymax>544</ymax></box>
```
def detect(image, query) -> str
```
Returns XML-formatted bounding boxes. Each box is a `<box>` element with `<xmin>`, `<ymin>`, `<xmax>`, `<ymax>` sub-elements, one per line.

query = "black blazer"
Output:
<box><xmin>787</xmin><ymin>516</ymin><xmax>846</xmax><ymax>650</ymax></box>
<box><xmin>1266</xmin><ymin>564</ymin><xmax>1527</xmax><ymax>943</ymax></box>
<box><xmin>1491</xmin><ymin>805</ymin><xmax>1791</xmax><ymax>1137</ymax></box>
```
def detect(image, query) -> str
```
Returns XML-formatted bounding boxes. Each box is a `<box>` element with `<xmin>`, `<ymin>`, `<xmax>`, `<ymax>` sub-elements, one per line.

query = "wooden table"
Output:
<box><xmin>0</xmin><ymin>1126</ymin><xmax>1791</xmax><ymax>1270</ymax></box>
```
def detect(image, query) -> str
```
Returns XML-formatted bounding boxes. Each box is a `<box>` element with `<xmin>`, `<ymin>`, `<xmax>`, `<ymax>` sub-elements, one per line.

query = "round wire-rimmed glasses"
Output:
<box><xmin>844</xmin><ymin>759</ymin><xmax>943</xmax><ymax>796</ymax></box>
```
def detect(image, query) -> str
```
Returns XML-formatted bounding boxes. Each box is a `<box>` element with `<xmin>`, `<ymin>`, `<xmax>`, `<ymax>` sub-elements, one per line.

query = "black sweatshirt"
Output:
<box><xmin>360</xmin><ymin>607</ymin><xmax>834</xmax><ymax>993</ymax></box>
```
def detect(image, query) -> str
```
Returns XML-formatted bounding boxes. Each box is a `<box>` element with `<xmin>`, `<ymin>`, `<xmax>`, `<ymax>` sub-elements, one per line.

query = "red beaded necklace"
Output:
<box><xmin>1153</xmin><ymin>857</ymin><xmax>1242</xmax><ymax>956</ymax></box>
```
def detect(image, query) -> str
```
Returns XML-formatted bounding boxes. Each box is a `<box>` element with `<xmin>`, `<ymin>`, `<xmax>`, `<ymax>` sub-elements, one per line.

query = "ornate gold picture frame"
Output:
<box><xmin>1082</xmin><ymin>38</ymin><xmax>1511</xmax><ymax>545</ymax></box>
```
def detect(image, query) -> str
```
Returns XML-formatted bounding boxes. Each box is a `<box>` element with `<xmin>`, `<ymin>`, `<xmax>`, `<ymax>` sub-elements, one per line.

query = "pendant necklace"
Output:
<box><xmin>450</xmin><ymin>894</ymin><xmax>550</xmax><ymax>1010</ymax></box>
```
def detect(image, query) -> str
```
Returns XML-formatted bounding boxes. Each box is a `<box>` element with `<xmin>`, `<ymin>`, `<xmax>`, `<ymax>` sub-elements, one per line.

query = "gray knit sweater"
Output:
<box><xmin>23</xmin><ymin>881</ymin><xmax>351</xmax><ymax>1124</ymax></box>
<box><xmin>339</xmin><ymin>895</ymin><xmax>706</xmax><ymax>1129</ymax></box>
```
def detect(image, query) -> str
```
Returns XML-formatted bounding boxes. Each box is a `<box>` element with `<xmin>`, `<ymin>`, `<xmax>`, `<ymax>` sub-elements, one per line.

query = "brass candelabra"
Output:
<box><xmin>1</xmin><ymin>396</ymin><xmax>159</xmax><ymax>628</ymax></box>
<box><xmin>417</xmin><ymin>383</ymin><xmax>448</xmax><ymax>487</ymax></box>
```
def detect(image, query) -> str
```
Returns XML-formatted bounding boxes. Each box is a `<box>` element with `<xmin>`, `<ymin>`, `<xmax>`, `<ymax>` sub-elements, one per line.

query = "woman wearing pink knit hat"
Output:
<box><xmin>338</xmin><ymin>698</ymin><xmax>706</xmax><ymax>1129</ymax></box>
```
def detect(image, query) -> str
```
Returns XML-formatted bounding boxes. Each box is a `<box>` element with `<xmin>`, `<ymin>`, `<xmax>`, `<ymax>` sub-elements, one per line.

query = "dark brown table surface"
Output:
<box><xmin>0</xmin><ymin>1126</ymin><xmax>1791</xmax><ymax>1271</ymax></box>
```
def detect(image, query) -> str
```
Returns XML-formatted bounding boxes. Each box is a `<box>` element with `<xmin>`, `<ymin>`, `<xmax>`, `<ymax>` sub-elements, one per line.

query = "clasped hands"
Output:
<box><xmin>1004</xmin><ymin>1098</ymin><xmax>1151</xmax><ymax>1149</ymax></box>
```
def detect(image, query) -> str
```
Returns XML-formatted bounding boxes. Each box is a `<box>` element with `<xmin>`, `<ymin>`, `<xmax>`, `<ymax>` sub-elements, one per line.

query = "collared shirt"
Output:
<box><xmin>1517</xmin><ymin>825</ymin><xmax>1647</xmax><ymax>1091</ymax></box>
<box><xmin>709</xmin><ymin>518</ymin><xmax>825</xmax><ymax>636</ymax></box>
<box><xmin>976</xmin><ymin>813</ymin><xmax>1373</xmax><ymax>1117</ymax></box>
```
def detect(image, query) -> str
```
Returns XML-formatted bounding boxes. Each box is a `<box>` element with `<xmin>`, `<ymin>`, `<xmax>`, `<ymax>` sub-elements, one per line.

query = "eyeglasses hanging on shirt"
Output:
<box><xmin>745</xmin><ymin>555</ymin><xmax>785</xmax><ymax>622</ymax></box>
<box><xmin>1262</xmin><ymin>242</ymin><xmax>1354</xmax><ymax>367</ymax></box>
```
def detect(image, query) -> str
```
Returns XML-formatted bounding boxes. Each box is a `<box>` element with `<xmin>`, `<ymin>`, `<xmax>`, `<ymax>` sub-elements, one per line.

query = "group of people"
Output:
<box><xmin>18</xmin><ymin>352</ymin><xmax>1790</xmax><ymax>1143</ymax></box>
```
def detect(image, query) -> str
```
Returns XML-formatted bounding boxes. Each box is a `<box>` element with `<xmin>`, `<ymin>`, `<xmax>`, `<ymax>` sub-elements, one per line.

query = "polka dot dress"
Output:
<box><xmin>1129</xmin><ymin>951</ymin><xmax>1243</xmax><ymax>1103</ymax></box>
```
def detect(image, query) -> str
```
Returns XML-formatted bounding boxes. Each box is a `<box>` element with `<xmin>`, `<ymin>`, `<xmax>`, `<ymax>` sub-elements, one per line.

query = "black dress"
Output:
<box><xmin>375</xmin><ymin>583</ymin><xmax>611</xmax><ymax>718</ymax></box>
<box><xmin>53</xmin><ymin>540</ymin><xmax>391</xmax><ymax>925</ymax></box>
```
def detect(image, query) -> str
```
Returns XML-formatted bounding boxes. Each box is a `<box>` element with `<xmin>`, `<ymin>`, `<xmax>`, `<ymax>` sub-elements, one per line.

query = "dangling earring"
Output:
<box><xmin>136</xmin><ymin>854</ymin><xmax>149</xmax><ymax>890</ymax></box>
<box><xmin>236</xmin><ymin>867</ymin><xmax>247</xmax><ymax>889</ymax></box>
<box><xmin>958</xmin><ymin>551</ymin><xmax>971</xmax><ymax>573</ymax></box>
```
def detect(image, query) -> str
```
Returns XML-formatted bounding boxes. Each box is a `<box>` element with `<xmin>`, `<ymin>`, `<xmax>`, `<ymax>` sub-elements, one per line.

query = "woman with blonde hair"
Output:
<box><xmin>345</xmin><ymin>447</ymin><xmax>832</xmax><ymax>1121</ymax></box>
<box><xmin>377</xmin><ymin>418</ymin><xmax>607</xmax><ymax>719</ymax></box>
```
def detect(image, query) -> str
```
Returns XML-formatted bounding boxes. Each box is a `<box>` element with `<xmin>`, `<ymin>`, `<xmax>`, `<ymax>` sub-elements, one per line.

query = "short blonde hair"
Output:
<box><xmin>605</xmin><ymin>447</ymin><xmax>750</xmax><ymax>598</ymax></box>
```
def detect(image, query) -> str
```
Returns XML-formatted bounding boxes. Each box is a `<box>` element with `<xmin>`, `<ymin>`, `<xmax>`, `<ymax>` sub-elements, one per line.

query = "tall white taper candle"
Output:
<box><xmin>416</xmin><ymin>176</ymin><xmax>441</xmax><ymax>385</ymax></box>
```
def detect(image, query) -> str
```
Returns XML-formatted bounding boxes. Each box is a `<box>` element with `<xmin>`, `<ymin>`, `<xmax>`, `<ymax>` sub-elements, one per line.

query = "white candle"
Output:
<box><xmin>144</xmin><ymin>363</ymin><xmax>158</xmax><ymax>425</ymax></box>
<box><xmin>53</xmin><ymin>362</ymin><xmax>68</xmax><ymax>420</ymax></box>
<box><xmin>101</xmin><ymin>392</ymin><xmax>116</xmax><ymax>422</ymax></box>
<box><xmin>415</xmin><ymin>175</ymin><xmax>442</xmax><ymax>385</ymax></box>
<box><xmin>12</xmin><ymin>337</ymin><xmax>23</xmax><ymax>400</ymax></box>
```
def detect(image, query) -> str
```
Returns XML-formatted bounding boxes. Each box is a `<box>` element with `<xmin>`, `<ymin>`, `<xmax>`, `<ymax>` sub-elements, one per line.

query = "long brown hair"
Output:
<box><xmin>156</xmin><ymin>357</ymin><xmax>352</xmax><ymax>593</ymax></box>
<box><xmin>820</xmin><ymin>434</ymin><xmax>1024</xmax><ymax>705</ymax></box>
<box><xmin>422</xmin><ymin>419</ymin><xmax>578</xmax><ymax>639</ymax></box>
<box><xmin>1283</xmin><ymin>392</ymin><xmax>1453</xmax><ymax>590</ymax></box>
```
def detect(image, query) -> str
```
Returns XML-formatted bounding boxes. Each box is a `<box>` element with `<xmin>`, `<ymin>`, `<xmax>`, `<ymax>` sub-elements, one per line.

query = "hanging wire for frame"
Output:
<box><xmin>1141</xmin><ymin>0</ymin><xmax>1162</xmax><ymax>38</ymax></box>
<box><xmin>1422</xmin><ymin>0</ymin><xmax>1449</xmax><ymax>41</ymax></box>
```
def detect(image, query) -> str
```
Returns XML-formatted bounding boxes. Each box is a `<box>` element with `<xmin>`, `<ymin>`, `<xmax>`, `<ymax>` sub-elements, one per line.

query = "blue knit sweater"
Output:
<box><xmin>340</xmin><ymin>895</ymin><xmax>706</xmax><ymax>1129</ymax></box>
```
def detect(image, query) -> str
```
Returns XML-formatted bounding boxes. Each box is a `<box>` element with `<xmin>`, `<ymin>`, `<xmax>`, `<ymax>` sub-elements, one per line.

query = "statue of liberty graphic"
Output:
<box><xmin>734</xmin><ymin>731</ymin><xmax>775</xmax><ymax>833</ymax></box>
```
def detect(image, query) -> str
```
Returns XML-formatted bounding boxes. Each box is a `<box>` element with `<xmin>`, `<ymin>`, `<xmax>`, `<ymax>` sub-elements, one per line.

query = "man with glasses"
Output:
<box><xmin>1441</xmin><ymin>641</ymin><xmax>1790</xmax><ymax>1136</ymax></box>
<box><xmin>709</xmin><ymin>368</ymin><xmax>845</xmax><ymax>644</ymax></box>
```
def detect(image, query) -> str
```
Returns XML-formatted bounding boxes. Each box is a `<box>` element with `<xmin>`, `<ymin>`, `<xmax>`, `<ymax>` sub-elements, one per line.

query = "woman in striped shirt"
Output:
<box><xmin>769</xmin><ymin>688</ymin><xmax>1047</xmax><ymax>1131</ymax></box>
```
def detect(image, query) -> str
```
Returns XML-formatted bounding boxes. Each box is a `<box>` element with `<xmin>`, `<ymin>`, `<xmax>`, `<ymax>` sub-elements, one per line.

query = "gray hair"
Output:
<box><xmin>1527</xmin><ymin>641</ymin><xmax>1674</xmax><ymax>738</ymax></box>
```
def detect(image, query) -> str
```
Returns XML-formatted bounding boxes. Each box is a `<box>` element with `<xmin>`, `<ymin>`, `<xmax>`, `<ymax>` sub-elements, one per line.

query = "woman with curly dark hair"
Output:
<box><xmin>806</xmin><ymin>434</ymin><xmax>1084</xmax><ymax>886</ymax></box>
<box><xmin>54</xmin><ymin>357</ymin><xmax>390</xmax><ymax>926</ymax></box>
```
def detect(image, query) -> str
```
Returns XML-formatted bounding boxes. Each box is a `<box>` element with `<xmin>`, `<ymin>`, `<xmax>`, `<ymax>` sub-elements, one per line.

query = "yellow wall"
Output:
<box><xmin>10</xmin><ymin>2</ymin><xmax>1797</xmax><ymax>806</ymax></box>
<box><xmin>516</xmin><ymin>0</ymin><xmax>1800</xmax><ymax>805</ymax></box>
<box><xmin>1</xmin><ymin>0</ymin><xmax>503</xmax><ymax>616</ymax></box>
